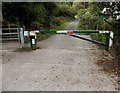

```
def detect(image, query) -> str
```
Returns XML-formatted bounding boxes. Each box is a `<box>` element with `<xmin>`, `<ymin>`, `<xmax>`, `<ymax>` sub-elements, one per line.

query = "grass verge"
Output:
<box><xmin>50</xmin><ymin>19</ymin><xmax>74</xmax><ymax>30</ymax></box>
<box><xmin>14</xmin><ymin>47</ymin><xmax>32</xmax><ymax>52</ymax></box>
<box><xmin>91</xmin><ymin>33</ymin><xmax>106</xmax><ymax>43</ymax></box>
<box><xmin>14</xmin><ymin>47</ymin><xmax>41</xmax><ymax>52</ymax></box>
<box><xmin>78</xmin><ymin>26</ymin><xmax>106</xmax><ymax>43</ymax></box>
<box><xmin>78</xmin><ymin>21</ymin><xmax>106</xmax><ymax>43</ymax></box>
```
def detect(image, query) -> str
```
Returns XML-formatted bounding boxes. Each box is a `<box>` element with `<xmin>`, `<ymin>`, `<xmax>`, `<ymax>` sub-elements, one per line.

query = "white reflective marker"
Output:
<box><xmin>99</xmin><ymin>31</ymin><xmax>109</xmax><ymax>33</ymax></box>
<box><xmin>109</xmin><ymin>31</ymin><xmax>114</xmax><ymax>47</ymax></box>
<box><xmin>32</xmin><ymin>39</ymin><xmax>35</xmax><ymax>44</ymax></box>
<box><xmin>57</xmin><ymin>31</ymin><xmax>67</xmax><ymax>33</ymax></box>
<box><xmin>35</xmin><ymin>30</ymin><xmax>40</xmax><ymax>33</ymax></box>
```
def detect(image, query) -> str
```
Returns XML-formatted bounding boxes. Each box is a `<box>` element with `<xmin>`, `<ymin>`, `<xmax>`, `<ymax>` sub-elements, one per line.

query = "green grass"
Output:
<box><xmin>15</xmin><ymin>47</ymin><xmax>32</xmax><ymax>52</ymax></box>
<box><xmin>91</xmin><ymin>33</ymin><xmax>106</xmax><ymax>43</ymax></box>
<box><xmin>15</xmin><ymin>46</ymin><xmax>41</xmax><ymax>52</ymax></box>
<box><xmin>78</xmin><ymin>23</ymin><xmax>106</xmax><ymax>43</ymax></box>
<box><xmin>50</xmin><ymin>19</ymin><xmax>74</xmax><ymax>30</ymax></box>
<box><xmin>78</xmin><ymin>22</ymin><xmax>106</xmax><ymax>43</ymax></box>
<box><xmin>78</xmin><ymin>23</ymin><xmax>92</xmax><ymax>35</ymax></box>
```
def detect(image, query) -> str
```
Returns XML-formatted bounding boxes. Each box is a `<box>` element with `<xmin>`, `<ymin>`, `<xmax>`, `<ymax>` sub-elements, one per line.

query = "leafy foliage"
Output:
<box><xmin>2</xmin><ymin>2</ymin><xmax>75</xmax><ymax>30</ymax></box>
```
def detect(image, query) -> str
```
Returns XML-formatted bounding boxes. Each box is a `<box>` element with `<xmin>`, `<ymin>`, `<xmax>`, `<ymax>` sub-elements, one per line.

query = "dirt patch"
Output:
<box><xmin>97</xmin><ymin>57</ymin><xmax>119</xmax><ymax>76</ymax></box>
<box><xmin>95</xmin><ymin>44</ymin><xmax>119</xmax><ymax>76</ymax></box>
<box><xmin>13</xmin><ymin>47</ymin><xmax>41</xmax><ymax>52</ymax></box>
<box><xmin>96</xmin><ymin>50</ymin><xmax>120</xmax><ymax>87</ymax></box>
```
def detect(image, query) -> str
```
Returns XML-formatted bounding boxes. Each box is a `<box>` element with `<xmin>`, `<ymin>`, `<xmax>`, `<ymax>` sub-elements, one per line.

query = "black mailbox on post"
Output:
<box><xmin>29</xmin><ymin>31</ymin><xmax>37</xmax><ymax>49</ymax></box>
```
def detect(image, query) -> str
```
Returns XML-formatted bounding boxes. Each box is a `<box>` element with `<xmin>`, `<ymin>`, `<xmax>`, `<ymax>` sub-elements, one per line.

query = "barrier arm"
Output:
<box><xmin>69</xmin><ymin>34</ymin><xmax>106</xmax><ymax>46</ymax></box>
<box><xmin>38</xmin><ymin>30</ymin><xmax>113</xmax><ymax>50</ymax></box>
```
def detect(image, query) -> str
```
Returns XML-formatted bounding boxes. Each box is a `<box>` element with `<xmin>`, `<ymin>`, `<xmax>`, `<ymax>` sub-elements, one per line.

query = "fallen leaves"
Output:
<box><xmin>96</xmin><ymin>51</ymin><xmax>120</xmax><ymax>82</ymax></box>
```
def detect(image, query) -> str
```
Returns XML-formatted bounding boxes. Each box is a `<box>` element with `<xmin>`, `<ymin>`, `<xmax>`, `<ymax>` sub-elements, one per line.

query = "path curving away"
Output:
<box><xmin>65</xmin><ymin>18</ymin><xmax>80</xmax><ymax>30</ymax></box>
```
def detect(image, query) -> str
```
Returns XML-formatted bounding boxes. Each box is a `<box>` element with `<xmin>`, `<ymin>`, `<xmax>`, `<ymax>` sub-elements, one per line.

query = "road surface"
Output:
<box><xmin>2</xmin><ymin>19</ymin><xmax>118</xmax><ymax>91</ymax></box>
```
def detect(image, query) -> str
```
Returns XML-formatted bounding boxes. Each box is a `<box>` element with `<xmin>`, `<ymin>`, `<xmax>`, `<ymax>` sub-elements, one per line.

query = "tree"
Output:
<box><xmin>2</xmin><ymin>2</ymin><xmax>76</xmax><ymax>29</ymax></box>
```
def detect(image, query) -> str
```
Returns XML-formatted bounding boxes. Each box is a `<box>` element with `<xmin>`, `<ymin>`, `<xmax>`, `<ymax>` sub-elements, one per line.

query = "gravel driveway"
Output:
<box><xmin>2</xmin><ymin>19</ymin><xmax>118</xmax><ymax>91</ymax></box>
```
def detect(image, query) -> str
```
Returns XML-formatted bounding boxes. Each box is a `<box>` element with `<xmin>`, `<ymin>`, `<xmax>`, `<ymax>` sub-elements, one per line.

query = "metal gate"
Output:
<box><xmin>1</xmin><ymin>25</ymin><xmax>25</xmax><ymax>48</ymax></box>
<box><xmin>36</xmin><ymin>30</ymin><xmax>114</xmax><ymax>50</ymax></box>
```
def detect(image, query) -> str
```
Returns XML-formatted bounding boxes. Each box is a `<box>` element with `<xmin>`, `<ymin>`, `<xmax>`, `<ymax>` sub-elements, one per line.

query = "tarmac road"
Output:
<box><xmin>2</xmin><ymin>19</ymin><xmax>118</xmax><ymax>91</ymax></box>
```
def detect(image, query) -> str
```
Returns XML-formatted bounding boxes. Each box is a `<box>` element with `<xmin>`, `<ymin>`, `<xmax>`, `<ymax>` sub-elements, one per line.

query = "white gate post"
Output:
<box><xmin>109</xmin><ymin>31</ymin><xmax>114</xmax><ymax>47</ymax></box>
<box><xmin>19</xmin><ymin>28</ymin><xmax>24</xmax><ymax>48</ymax></box>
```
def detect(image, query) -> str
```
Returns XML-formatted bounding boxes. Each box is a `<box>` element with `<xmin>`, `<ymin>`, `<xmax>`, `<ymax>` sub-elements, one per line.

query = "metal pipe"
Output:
<box><xmin>69</xmin><ymin>34</ymin><xmax>106</xmax><ymax>46</ymax></box>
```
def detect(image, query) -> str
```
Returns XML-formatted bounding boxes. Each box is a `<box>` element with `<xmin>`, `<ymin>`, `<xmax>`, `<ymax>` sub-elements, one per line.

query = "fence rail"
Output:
<box><xmin>1</xmin><ymin>28</ymin><xmax>19</xmax><ymax>41</ymax></box>
<box><xmin>1</xmin><ymin>26</ymin><xmax>25</xmax><ymax>48</ymax></box>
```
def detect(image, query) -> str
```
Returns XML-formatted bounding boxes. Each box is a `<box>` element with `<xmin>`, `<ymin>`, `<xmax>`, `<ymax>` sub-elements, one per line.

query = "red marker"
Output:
<box><xmin>67</xmin><ymin>31</ymin><xmax>74</xmax><ymax>35</ymax></box>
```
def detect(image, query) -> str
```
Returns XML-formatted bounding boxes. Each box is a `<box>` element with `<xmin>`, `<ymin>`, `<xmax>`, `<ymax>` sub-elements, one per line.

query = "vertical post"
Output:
<box><xmin>29</xmin><ymin>31</ymin><xmax>37</xmax><ymax>49</ymax></box>
<box><xmin>96</xmin><ymin>24</ymin><xmax>98</xmax><ymax>30</ymax></box>
<box><xmin>8</xmin><ymin>25</ymin><xmax>11</xmax><ymax>39</ymax></box>
<box><xmin>109</xmin><ymin>31</ymin><xmax>114</xmax><ymax>47</ymax></box>
<box><xmin>19</xmin><ymin>28</ymin><xmax>24</xmax><ymax>48</ymax></box>
<box><xmin>17</xmin><ymin>28</ymin><xmax>21</xmax><ymax>48</ymax></box>
<box><xmin>106</xmin><ymin>32</ymin><xmax>110</xmax><ymax>50</ymax></box>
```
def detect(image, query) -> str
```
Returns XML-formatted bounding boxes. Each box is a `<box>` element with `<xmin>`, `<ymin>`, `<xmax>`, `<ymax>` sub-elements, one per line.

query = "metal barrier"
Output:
<box><xmin>1</xmin><ymin>26</ymin><xmax>25</xmax><ymax>48</ymax></box>
<box><xmin>2</xmin><ymin>28</ymin><xmax>19</xmax><ymax>40</ymax></box>
<box><xmin>36</xmin><ymin>30</ymin><xmax>114</xmax><ymax>50</ymax></box>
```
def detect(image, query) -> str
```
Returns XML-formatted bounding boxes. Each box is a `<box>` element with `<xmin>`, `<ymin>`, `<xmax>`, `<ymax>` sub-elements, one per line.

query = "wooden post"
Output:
<box><xmin>19</xmin><ymin>28</ymin><xmax>24</xmax><ymax>48</ymax></box>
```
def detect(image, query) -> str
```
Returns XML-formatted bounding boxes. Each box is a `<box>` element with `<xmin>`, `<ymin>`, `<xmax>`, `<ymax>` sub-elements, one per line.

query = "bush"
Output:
<box><xmin>24</xmin><ymin>36</ymin><xmax>30</xmax><ymax>43</ymax></box>
<box><xmin>31</xmin><ymin>21</ymin><xmax>43</xmax><ymax>30</ymax></box>
<box><xmin>91</xmin><ymin>33</ymin><xmax>106</xmax><ymax>43</ymax></box>
<box><xmin>52</xmin><ymin>17</ymin><xmax>62</xmax><ymax>26</ymax></box>
<box><xmin>79</xmin><ymin>15</ymin><xmax>105</xmax><ymax>30</ymax></box>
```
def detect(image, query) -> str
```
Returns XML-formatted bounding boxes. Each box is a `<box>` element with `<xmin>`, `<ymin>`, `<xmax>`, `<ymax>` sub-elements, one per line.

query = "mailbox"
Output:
<box><xmin>29</xmin><ymin>31</ymin><xmax>37</xmax><ymax>49</ymax></box>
